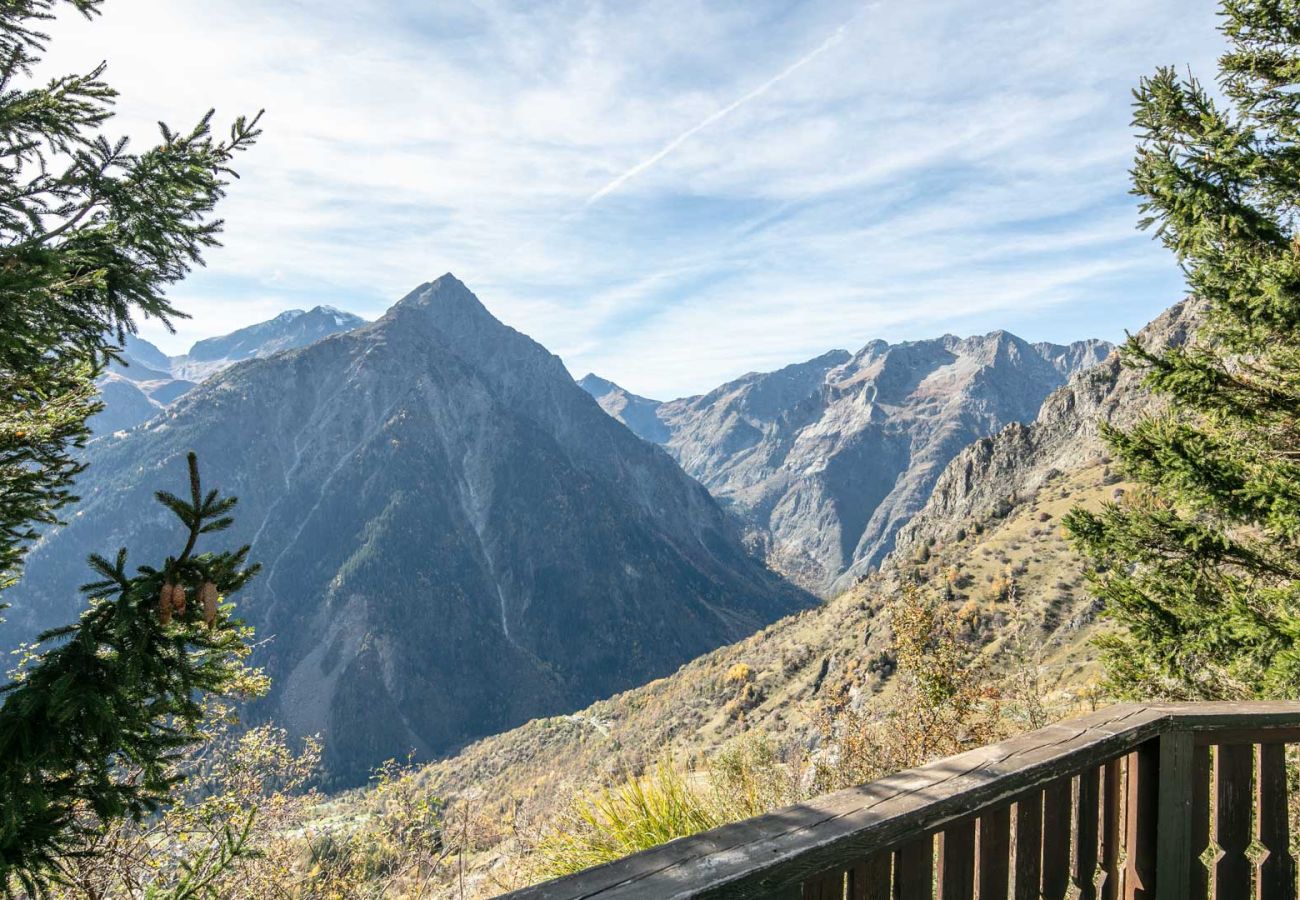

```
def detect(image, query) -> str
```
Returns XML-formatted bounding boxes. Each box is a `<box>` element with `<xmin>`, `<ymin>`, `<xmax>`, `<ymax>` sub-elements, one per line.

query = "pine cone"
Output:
<box><xmin>200</xmin><ymin>581</ymin><xmax>219</xmax><ymax>627</ymax></box>
<box><xmin>171</xmin><ymin>583</ymin><xmax>187</xmax><ymax>614</ymax></box>
<box><xmin>158</xmin><ymin>585</ymin><xmax>174</xmax><ymax>626</ymax></box>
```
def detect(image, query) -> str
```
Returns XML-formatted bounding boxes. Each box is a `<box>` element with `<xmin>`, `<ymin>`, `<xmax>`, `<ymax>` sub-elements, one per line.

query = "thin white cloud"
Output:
<box><xmin>583</xmin><ymin>12</ymin><xmax>858</xmax><ymax>206</ymax></box>
<box><xmin>38</xmin><ymin>0</ymin><xmax>1224</xmax><ymax>396</ymax></box>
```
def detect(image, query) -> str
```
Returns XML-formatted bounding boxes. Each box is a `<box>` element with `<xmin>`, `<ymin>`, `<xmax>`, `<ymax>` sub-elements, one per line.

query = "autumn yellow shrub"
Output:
<box><xmin>722</xmin><ymin>662</ymin><xmax>752</xmax><ymax>685</ymax></box>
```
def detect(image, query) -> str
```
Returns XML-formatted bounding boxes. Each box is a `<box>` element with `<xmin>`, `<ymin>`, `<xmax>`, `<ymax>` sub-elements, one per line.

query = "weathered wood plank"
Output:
<box><xmin>1124</xmin><ymin>740</ymin><xmax>1158</xmax><ymax>900</ymax></box>
<box><xmin>893</xmin><ymin>835</ymin><xmax>933</xmax><ymax>900</ymax></box>
<box><xmin>1192</xmin><ymin>727</ymin><xmax>1300</xmax><ymax>746</ymax></box>
<box><xmin>501</xmin><ymin>704</ymin><xmax>1300</xmax><ymax>900</ymax></box>
<box><xmin>1099</xmin><ymin>759</ymin><xmax>1122</xmax><ymax>900</ymax></box>
<box><xmin>1074</xmin><ymin>766</ymin><xmax>1100</xmax><ymax>900</ymax></box>
<box><xmin>1155</xmin><ymin>730</ymin><xmax>1194</xmax><ymax>900</ymax></box>
<box><xmin>977</xmin><ymin>805</ymin><xmax>1010</xmax><ymax>900</ymax></box>
<box><xmin>1041</xmin><ymin>779</ymin><xmax>1072</xmax><ymax>899</ymax></box>
<box><xmin>1152</xmin><ymin>702</ymin><xmax>1300</xmax><ymax>726</ymax></box>
<box><xmin>1254</xmin><ymin>743</ymin><xmax>1294</xmax><ymax>900</ymax></box>
<box><xmin>848</xmin><ymin>852</ymin><xmax>890</xmax><ymax>900</ymax></box>
<box><xmin>1213</xmin><ymin>743</ymin><xmax>1253</xmax><ymax>897</ymax></box>
<box><xmin>937</xmin><ymin>819</ymin><xmax>975</xmax><ymax>900</ymax></box>
<box><xmin>1013</xmin><ymin>792</ymin><xmax>1042</xmax><ymax>900</ymax></box>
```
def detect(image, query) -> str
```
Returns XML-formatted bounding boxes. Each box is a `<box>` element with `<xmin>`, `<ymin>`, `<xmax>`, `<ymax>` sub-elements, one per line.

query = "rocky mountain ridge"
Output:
<box><xmin>583</xmin><ymin>332</ymin><xmax>1111</xmax><ymax>594</ymax></box>
<box><xmin>170</xmin><ymin>305</ymin><xmax>366</xmax><ymax>382</ymax></box>
<box><xmin>891</xmin><ymin>300</ymin><xmax>1199</xmax><ymax>564</ymax></box>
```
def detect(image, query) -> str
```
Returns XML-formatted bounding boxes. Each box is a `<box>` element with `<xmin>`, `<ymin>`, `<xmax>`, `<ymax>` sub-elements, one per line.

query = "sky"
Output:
<box><xmin>45</xmin><ymin>0</ymin><xmax>1224</xmax><ymax>399</ymax></box>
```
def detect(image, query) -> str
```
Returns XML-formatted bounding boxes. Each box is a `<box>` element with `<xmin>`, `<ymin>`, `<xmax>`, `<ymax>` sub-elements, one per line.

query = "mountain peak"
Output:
<box><xmin>394</xmin><ymin>272</ymin><xmax>478</xmax><ymax>307</ymax></box>
<box><xmin>25</xmin><ymin>276</ymin><xmax>810</xmax><ymax>783</ymax></box>
<box><xmin>385</xmin><ymin>273</ymin><xmax>500</xmax><ymax>333</ymax></box>
<box><xmin>577</xmin><ymin>373</ymin><xmax>618</xmax><ymax>395</ymax></box>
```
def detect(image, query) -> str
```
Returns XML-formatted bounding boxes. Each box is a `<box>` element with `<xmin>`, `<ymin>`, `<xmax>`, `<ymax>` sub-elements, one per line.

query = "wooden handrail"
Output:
<box><xmin>502</xmin><ymin>701</ymin><xmax>1300</xmax><ymax>900</ymax></box>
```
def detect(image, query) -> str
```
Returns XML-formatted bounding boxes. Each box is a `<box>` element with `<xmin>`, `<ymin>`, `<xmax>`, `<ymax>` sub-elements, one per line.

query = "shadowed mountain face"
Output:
<box><xmin>89</xmin><ymin>335</ymin><xmax>193</xmax><ymax>436</ymax></box>
<box><xmin>582</xmin><ymin>335</ymin><xmax>1110</xmax><ymax>594</ymax></box>
<box><xmin>10</xmin><ymin>275</ymin><xmax>811</xmax><ymax>784</ymax></box>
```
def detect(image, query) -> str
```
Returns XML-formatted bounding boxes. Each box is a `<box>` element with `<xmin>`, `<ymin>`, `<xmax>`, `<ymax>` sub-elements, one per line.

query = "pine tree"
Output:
<box><xmin>0</xmin><ymin>0</ymin><xmax>260</xmax><ymax>591</ymax></box>
<box><xmin>0</xmin><ymin>454</ymin><xmax>260</xmax><ymax>893</ymax></box>
<box><xmin>1064</xmin><ymin>0</ymin><xmax>1300</xmax><ymax>700</ymax></box>
<box><xmin>0</xmin><ymin>1</ymin><xmax>264</xmax><ymax>890</ymax></box>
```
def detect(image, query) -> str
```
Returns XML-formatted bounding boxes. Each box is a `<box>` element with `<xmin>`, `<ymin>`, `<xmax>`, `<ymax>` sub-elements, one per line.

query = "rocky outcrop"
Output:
<box><xmin>891</xmin><ymin>300</ymin><xmax>1201</xmax><ymax>564</ymax></box>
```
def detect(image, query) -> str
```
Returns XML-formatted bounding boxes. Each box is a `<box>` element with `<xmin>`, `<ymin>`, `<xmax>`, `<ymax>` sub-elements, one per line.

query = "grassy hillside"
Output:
<box><xmin>395</xmin><ymin>460</ymin><xmax>1123</xmax><ymax>896</ymax></box>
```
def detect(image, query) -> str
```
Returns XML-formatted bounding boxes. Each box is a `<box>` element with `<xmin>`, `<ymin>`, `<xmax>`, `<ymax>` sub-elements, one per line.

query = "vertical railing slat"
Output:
<box><xmin>938</xmin><ymin>820</ymin><xmax>976</xmax><ymax>900</ymax></box>
<box><xmin>1124</xmin><ymin>740</ymin><xmax>1159</xmax><ymax>900</ymax></box>
<box><xmin>849</xmin><ymin>851</ymin><xmax>891</xmax><ymax>900</ymax></box>
<box><xmin>1042</xmin><ymin>779</ymin><xmax>1073</xmax><ymax>899</ymax></box>
<box><xmin>1014</xmin><ymin>792</ymin><xmax>1043</xmax><ymax>900</ymax></box>
<box><xmin>979</xmin><ymin>805</ymin><xmax>1011</xmax><ymax>900</ymax></box>
<box><xmin>1254</xmin><ymin>742</ymin><xmax>1295</xmax><ymax>900</ymax></box>
<box><xmin>1100</xmin><ymin>758</ymin><xmax>1123</xmax><ymax>900</ymax></box>
<box><xmin>1155</xmin><ymin>730</ymin><xmax>1195</xmax><ymax>900</ymax></box>
<box><xmin>894</xmin><ymin>835</ymin><xmax>934</xmax><ymax>900</ymax></box>
<box><xmin>1191</xmin><ymin>744</ymin><xmax>1211</xmax><ymax>900</ymax></box>
<box><xmin>1074</xmin><ymin>766</ymin><xmax>1101</xmax><ymax>900</ymax></box>
<box><xmin>802</xmin><ymin>869</ymin><xmax>844</xmax><ymax>900</ymax></box>
<box><xmin>1213</xmin><ymin>742</ymin><xmax>1254</xmax><ymax>897</ymax></box>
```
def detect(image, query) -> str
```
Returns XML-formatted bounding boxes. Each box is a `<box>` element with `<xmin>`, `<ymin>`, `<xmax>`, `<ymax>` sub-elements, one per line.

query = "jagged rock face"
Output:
<box><xmin>891</xmin><ymin>300</ymin><xmax>1201</xmax><ymax>564</ymax></box>
<box><xmin>583</xmin><ymin>336</ymin><xmax>1110</xmax><ymax>595</ymax></box>
<box><xmin>10</xmin><ymin>275</ymin><xmax>811</xmax><ymax>784</ymax></box>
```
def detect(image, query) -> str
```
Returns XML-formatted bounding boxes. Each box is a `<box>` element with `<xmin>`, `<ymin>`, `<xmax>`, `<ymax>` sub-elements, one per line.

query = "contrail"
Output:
<box><xmin>584</xmin><ymin>19</ymin><xmax>851</xmax><ymax>207</ymax></box>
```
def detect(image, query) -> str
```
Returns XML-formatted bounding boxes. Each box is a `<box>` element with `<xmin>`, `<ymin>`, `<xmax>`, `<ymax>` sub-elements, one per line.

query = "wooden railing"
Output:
<box><xmin>502</xmin><ymin>702</ymin><xmax>1300</xmax><ymax>899</ymax></box>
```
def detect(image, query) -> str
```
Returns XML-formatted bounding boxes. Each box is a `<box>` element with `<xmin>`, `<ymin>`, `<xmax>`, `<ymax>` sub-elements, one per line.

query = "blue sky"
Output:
<box><xmin>47</xmin><ymin>0</ymin><xmax>1223</xmax><ymax>398</ymax></box>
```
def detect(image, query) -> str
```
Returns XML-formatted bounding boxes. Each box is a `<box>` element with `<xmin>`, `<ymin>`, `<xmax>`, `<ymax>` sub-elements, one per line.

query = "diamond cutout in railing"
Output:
<box><xmin>1246</xmin><ymin>837</ymin><xmax>1270</xmax><ymax>867</ymax></box>
<box><xmin>1200</xmin><ymin>840</ymin><xmax>1224</xmax><ymax>871</ymax></box>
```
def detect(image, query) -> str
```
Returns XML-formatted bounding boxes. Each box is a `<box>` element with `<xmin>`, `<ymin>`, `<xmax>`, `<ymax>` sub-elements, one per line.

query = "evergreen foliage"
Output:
<box><xmin>1065</xmin><ymin>0</ymin><xmax>1300</xmax><ymax>699</ymax></box>
<box><xmin>0</xmin><ymin>0</ymin><xmax>260</xmax><ymax>590</ymax></box>
<box><xmin>0</xmin><ymin>1</ymin><xmax>262</xmax><ymax>891</ymax></box>
<box><xmin>0</xmin><ymin>454</ymin><xmax>259</xmax><ymax>894</ymax></box>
